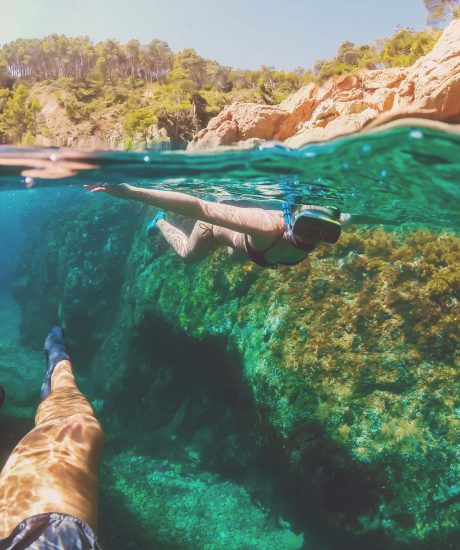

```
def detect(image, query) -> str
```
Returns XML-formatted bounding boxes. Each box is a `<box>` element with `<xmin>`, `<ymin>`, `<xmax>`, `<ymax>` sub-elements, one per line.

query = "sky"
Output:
<box><xmin>0</xmin><ymin>0</ymin><xmax>429</xmax><ymax>70</ymax></box>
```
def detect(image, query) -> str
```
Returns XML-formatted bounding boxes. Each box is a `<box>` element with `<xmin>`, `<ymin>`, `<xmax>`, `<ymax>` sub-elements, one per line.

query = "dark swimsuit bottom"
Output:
<box><xmin>244</xmin><ymin>233</ymin><xmax>314</xmax><ymax>268</ymax></box>
<box><xmin>0</xmin><ymin>513</ymin><xmax>102</xmax><ymax>550</ymax></box>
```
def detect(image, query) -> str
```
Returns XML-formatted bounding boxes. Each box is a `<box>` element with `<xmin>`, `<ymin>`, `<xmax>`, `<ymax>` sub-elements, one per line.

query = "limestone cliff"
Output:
<box><xmin>189</xmin><ymin>19</ymin><xmax>460</xmax><ymax>150</ymax></box>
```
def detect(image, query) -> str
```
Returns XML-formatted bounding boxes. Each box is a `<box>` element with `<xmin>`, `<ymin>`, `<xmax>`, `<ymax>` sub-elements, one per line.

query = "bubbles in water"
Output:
<box><xmin>409</xmin><ymin>129</ymin><xmax>424</xmax><ymax>139</ymax></box>
<box><xmin>361</xmin><ymin>144</ymin><xmax>372</xmax><ymax>153</ymax></box>
<box><xmin>24</xmin><ymin>177</ymin><xmax>34</xmax><ymax>188</ymax></box>
<box><xmin>144</xmin><ymin>156</ymin><xmax>150</xmax><ymax>162</ymax></box>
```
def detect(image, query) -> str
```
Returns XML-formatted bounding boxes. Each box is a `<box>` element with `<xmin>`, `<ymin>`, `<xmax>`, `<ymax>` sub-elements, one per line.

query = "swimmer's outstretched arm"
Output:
<box><xmin>84</xmin><ymin>183</ymin><xmax>283</xmax><ymax>236</ymax></box>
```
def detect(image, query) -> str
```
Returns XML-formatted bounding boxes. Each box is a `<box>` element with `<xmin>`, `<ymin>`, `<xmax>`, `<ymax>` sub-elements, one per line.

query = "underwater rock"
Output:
<box><xmin>189</xmin><ymin>19</ymin><xmax>460</xmax><ymax>150</ymax></box>
<box><xmin>92</xmin><ymin>223</ymin><xmax>460</xmax><ymax>547</ymax></box>
<box><xmin>14</xmin><ymin>204</ymin><xmax>460</xmax><ymax>547</ymax></box>
<box><xmin>100</xmin><ymin>452</ymin><xmax>304</xmax><ymax>549</ymax></box>
<box><xmin>13</xmin><ymin>194</ymin><xmax>141</xmax><ymax>365</ymax></box>
<box><xmin>0</xmin><ymin>292</ymin><xmax>42</xmax><ymax>419</ymax></box>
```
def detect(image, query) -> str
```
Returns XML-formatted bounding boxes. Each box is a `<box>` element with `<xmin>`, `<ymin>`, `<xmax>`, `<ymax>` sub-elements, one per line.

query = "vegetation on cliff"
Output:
<box><xmin>0</xmin><ymin>27</ymin><xmax>443</xmax><ymax>147</ymax></box>
<box><xmin>313</xmin><ymin>28</ymin><xmax>441</xmax><ymax>80</ymax></box>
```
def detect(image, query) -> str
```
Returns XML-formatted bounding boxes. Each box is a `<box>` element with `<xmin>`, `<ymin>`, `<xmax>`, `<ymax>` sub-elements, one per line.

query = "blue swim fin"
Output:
<box><xmin>147</xmin><ymin>212</ymin><xmax>166</xmax><ymax>235</ymax></box>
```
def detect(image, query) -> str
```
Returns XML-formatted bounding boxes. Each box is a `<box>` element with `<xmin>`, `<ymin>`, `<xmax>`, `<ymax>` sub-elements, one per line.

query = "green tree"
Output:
<box><xmin>167</xmin><ymin>66</ymin><xmax>195</xmax><ymax>100</ymax></box>
<box><xmin>2</xmin><ymin>84</ymin><xmax>40</xmax><ymax>142</ymax></box>
<box><xmin>96</xmin><ymin>39</ymin><xmax>124</xmax><ymax>81</ymax></box>
<box><xmin>0</xmin><ymin>88</ymin><xmax>11</xmax><ymax>139</ymax></box>
<box><xmin>123</xmin><ymin>108</ymin><xmax>157</xmax><ymax>147</ymax></box>
<box><xmin>143</xmin><ymin>39</ymin><xmax>173</xmax><ymax>82</ymax></box>
<box><xmin>204</xmin><ymin>60</ymin><xmax>232</xmax><ymax>91</ymax></box>
<box><xmin>174</xmin><ymin>49</ymin><xmax>207</xmax><ymax>88</ymax></box>
<box><xmin>0</xmin><ymin>57</ymin><xmax>9</xmax><ymax>86</ymax></box>
<box><xmin>381</xmin><ymin>28</ymin><xmax>441</xmax><ymax>67</ymax></box>
<box><xmin>125</xmin><ymin>39</ymin><xmax>141</xmax><ymax>81</ymax></box>
<box><xmin>90</xmin><ymin>57</ymin><xmax>108</xmax><ymax>84</ymax></box>
<box><xmin>68</xmin><ymin>36</ymin><xmax>95</xmax><ymax>83</ymax></box>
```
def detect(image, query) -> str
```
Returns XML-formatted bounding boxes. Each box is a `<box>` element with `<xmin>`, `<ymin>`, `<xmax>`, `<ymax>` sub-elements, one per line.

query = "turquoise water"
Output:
<box><xmin>1</xmin><ymin>123</ymin><xmax>459</xmax><ymax>228</ymax></box>
<box><xmin>0</xmin><ymin>121</ymin><xmax>459</xmax><ymax>550</ymax></box>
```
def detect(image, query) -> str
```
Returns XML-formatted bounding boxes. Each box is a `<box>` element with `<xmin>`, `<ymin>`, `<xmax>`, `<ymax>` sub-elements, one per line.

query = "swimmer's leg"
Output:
<box><xmin>212</xmin><ymin>226</ymin><xmax>245</xmax><ymax>249</ymax></box>
<box><xmin>0</xmin><ymin>332</ymin><xmax>104</xmax><ymax>538</ymax></box>
<box><xmin>156</xmin><ymin>219</ymin><xmax>218</xmax><ymax>263</ymax></box>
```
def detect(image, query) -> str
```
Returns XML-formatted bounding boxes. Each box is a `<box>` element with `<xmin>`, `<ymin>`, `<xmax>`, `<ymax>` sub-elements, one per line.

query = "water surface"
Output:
<box><xmin>1</xmin><ymin>121</ymin><xmax>459</xmax><ymax>229</ymax></box>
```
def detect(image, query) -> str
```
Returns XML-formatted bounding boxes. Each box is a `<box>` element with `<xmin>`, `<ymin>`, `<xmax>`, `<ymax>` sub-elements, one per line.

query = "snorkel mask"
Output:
<box><xmin>282</xmin><ymin>202</ymin><xmax>342</xmax><ymax>251</ymax></box>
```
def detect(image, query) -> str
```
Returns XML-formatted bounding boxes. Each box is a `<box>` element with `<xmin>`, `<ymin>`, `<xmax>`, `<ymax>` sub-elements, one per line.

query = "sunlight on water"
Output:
<box><xmin>0</xmin><ymin>121</ymin><xmax>459</xmax><ymax>229</ymax></box>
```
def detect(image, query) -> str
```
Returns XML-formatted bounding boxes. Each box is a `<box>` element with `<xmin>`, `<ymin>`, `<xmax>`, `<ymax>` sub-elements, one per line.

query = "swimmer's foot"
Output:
<box><xmin>41</xmin><ymin>326</ymin><xmax>71</xmax><ymax>400</ymax></box>
<box><xmin>0</xmin><ymin>385</ymin><xmax>4</xmax><ymax>409</ymax></box>
<box><xmin>147</xmin><ymin>212</ymin><xmax>166</xmax><ymax>236</ymax></box>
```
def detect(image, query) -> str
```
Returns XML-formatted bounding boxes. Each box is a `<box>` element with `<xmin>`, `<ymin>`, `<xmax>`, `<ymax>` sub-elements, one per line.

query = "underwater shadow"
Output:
<box><xmin>95</xmin><ymin>314</ymin><xmax>374</xmax><ymax>550</ymax></box>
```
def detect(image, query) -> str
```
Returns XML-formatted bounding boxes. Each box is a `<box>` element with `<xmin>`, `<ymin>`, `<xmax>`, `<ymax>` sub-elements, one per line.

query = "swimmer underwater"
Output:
<box><xmin>84</xmin><ymin>183</ymin><xmax>351</xmax><ymax>268</ymax></box>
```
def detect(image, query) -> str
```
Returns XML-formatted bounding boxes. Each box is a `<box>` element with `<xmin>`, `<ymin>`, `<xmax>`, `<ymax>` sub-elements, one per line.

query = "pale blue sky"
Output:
<box><xmin>0</xmin><ymin>0</ymin><xmax>429</xmax><ymax>70</ymax></box>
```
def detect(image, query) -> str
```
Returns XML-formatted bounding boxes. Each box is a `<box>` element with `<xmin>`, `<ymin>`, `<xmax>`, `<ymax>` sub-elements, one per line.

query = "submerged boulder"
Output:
<box><xmin>13</xmin><ymin>201</ymin><xmax>460</xmax><ymax>547</ymax></box>
<box><xmin>101</xmin><ymin>453</ymin><xmax>304</xmax><ymax>549</ymax></box>
<box><xmin>95</xmin><ymin>223</ymin><xmax>459</xmax><ymax>547</ymax></box>
<box><xmin>189</xmin><ymin>19</ymin><xmax>460</xmax><ymax>150</ymax></box>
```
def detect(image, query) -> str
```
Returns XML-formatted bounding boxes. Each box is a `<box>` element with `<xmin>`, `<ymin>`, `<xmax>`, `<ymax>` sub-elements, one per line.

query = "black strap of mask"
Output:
<box><xmin>282</xmin><ymin>202</ymin><xmax>298</xmax><ymax>247</ymax></box>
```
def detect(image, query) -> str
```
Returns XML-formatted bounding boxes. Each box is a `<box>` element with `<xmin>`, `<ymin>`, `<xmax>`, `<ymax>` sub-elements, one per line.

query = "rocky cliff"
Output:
<box><xmin>189</xmin><ymin>19</ymin><xmax>460</xmax><ymax>150</ymax></box>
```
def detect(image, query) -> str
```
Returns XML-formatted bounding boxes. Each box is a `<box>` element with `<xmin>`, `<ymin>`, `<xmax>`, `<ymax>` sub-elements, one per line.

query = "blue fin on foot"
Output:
<box><xmin>147</xmin><ymin>212</ymin><xmax>166</xmax><ymax>235</ymax></box>
<box><xmin>41</xmin><ymin>326</ymin><xmax>71</xmax><ymax>400</ymax></box>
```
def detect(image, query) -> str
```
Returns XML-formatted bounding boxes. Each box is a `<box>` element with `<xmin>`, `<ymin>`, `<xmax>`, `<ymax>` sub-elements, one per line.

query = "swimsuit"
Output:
<box><xmin>244</xmin><ymin>233</ymin><xmax>314</xmax><ymax>268</ymax></box>
<box><xmin>0</xmin><ymin>513</ymin><xmax>102</xmax><ymax>550</ymax></box>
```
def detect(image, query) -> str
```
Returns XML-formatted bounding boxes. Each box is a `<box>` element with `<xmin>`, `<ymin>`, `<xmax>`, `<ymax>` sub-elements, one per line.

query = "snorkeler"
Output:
<box><xmin>85</xmin><ymin>184</ymin><xmax>350</xmax><ymax>268</ymax></box>
<box><xmin>0</xmin><ymin>327</ymin><xmax>103</xmax><ymax>549</ymax></box>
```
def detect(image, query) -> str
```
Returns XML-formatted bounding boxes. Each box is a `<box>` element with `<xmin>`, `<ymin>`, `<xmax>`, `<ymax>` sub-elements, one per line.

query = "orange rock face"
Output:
<box><xmin>189</xmin><ymin>20</ymin><xmax>460</xmax><ymax>150</ymax></box>
<box><xmin>190</xmin><ymin>103</ymin><xmax>289</xmax><ymax>150</ymax></box>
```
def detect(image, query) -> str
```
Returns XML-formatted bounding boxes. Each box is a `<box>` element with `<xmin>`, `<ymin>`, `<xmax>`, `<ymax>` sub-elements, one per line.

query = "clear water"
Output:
<box><xmin>0</xmin><ymin>121</ymin><xmax>459</xmax><ymax>550</ymax></box>
<box><xmin>1</xmin><ymin>123</ymin><xmax>459</xmax><ymax>229</ymax></box>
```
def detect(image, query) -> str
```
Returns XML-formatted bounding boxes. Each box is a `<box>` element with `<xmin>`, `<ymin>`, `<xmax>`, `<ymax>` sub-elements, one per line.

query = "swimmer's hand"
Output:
<box><xmin>84</xmin><ymin>183</ymin><xmax>132</xmax><ymax>198</ymax></box>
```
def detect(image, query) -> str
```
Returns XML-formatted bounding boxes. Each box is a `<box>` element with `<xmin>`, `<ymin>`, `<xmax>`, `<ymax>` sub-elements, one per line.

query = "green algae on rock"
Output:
<box><xmin>96</xmin><ymin>219</ymin><xmax>460</xmax><ymax>547</ymax></box>
<box><xmin>101</xmin><ymin>452</ymin><xmax>304</xmax><ymax>549</ymax></box>
<box><xmin>12</xmin><ymin>202</ymin><xmax>460</xmax><ymax>547</ymax></box>
<box><xmin>13</xmin><ymin>194</ymin><xmax>142</xmax><ymax>365</ymax></box>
